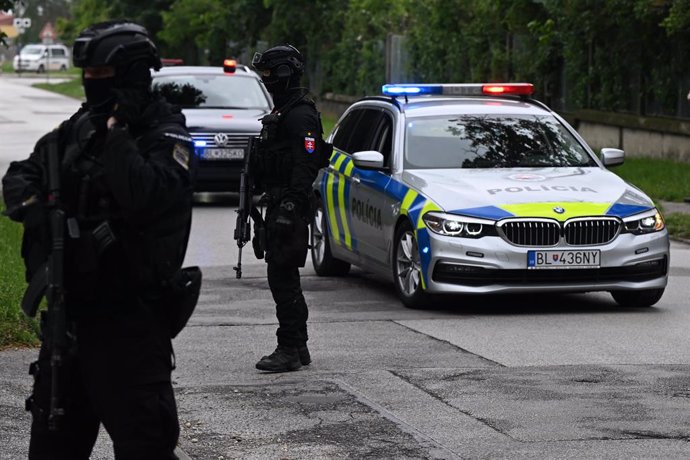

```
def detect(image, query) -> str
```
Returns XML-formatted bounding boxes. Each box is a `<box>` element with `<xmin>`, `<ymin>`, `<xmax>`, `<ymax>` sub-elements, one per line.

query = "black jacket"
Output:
<box><xmin>255</xmin><ymin>89</ymin><xmax>323</xmax><ymax>214</ymax></box>
<box><xmin>2</xmin><ymin>96</ymin><xmax>194</xmax><ymax>308</ymax></box>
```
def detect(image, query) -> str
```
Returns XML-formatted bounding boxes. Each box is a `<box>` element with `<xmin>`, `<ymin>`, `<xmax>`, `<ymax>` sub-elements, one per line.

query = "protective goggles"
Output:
<box><xmin>251</xmin><ymin>51</ymin><xmax>265</xmax><ymax>70</ymax></box>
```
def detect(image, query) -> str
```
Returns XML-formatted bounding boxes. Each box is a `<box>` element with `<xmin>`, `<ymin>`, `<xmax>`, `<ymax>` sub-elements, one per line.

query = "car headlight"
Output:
<box><xmin>623</xmin><ymin>209</ymin><xmax>665</xmax><ymax>235</ymax></box>
<box><xmin>422</xmin><ymin>212</ymin><xmax>496</xmax><ymax>238</ymax></box>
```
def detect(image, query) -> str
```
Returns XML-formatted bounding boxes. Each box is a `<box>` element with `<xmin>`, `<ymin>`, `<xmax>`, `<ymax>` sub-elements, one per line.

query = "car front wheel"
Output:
<box><xmin>610</xmin><ymin>288</ymin><xmax>665</xmax><ymax>307</ymax></box>
<box><xmin>393</xmin><ymin>221</ymin><xmax>430</xmax><ymax>309</ymax></box>
<box><xmin>311</xmin><ymin>198</ymin><xmax>350</xmax><ymax>276</ymax></box>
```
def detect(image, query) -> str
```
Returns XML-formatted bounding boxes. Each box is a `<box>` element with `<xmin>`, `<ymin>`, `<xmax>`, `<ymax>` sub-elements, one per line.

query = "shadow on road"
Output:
<box><xmin>430</xmin><ymin>291</ymin><xmax>660</xmax><ymax>316</ymax></box>
<box><xmin>304</xmin><ymin>268</ymin><xmax>661</xmax><ymax>317</ymax></box>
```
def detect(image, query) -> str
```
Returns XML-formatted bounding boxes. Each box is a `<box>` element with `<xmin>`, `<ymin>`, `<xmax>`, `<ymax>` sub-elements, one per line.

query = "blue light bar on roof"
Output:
<box><xmin>382</xmin><ymin>84</ymin><xmax>443</xmax><ymax>96</ymax></box>
<box><xmin>382</xmin><ymin>83</ymin><xmax>534</xmax><ymax>97</ymax></box>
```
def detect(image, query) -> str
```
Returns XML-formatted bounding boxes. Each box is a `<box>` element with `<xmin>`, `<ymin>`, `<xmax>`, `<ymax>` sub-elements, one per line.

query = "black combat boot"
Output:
<box><xmin>256</xmin><ymin>345</ymin><xmax>302</xmax><ymax>372</ymax></box>
<box><xmin>298</xmin><ymin>344</ymin><xmax>311</xmax><ymax>366</ymax></box>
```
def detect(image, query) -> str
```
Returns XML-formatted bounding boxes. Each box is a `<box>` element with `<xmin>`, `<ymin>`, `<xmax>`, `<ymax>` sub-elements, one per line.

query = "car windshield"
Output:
<box><xmin>404</xmin><ymin>114</ymin><xmax>596</xmax><ymax>169</ymax></box>
<box><xmin>21</xmin><ymin>46</ymin><xmax>44</xmax><ymax>55</ymax></box>
<box><xmin>152</xmin><ymin>74</ymin><xmax>270</xmax><ymax>109</ymax></box>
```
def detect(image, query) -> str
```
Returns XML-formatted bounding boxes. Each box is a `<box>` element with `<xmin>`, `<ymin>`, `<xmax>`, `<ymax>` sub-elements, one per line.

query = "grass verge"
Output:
<box><xmin>322</xmin><ymin>113</ymin><xmax>337</xmax><ymax>138</ymax></box>
<box><xmin>665</xmin><ymin>213</ymin><xmax>690</xmax><ymax>240</ymax></box>
<box><xmin>33</xmin><ymin>77</ymin><xmax>84</xmax><ymax>100</ymax></box>
<box><xmin>612</xmin><ymin>157</ymin><xmax>690</xmax><ymax>202</ymax></box>
<box><xmin>0</xmin><ymin>205</ymin><xmax>39</xmax><ymax>349</ymax></box>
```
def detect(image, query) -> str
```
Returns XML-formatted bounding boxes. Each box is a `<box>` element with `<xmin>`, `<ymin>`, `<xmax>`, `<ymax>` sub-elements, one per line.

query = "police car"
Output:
<box><xmin>311</xmin><ymin>83</ymin><xmax>669</xmax><ymax>309</ymax></box>
<box><xmin>151</xmin><ymin>60</ymin><xmax>272</xmax><ymax>192</ymax></box>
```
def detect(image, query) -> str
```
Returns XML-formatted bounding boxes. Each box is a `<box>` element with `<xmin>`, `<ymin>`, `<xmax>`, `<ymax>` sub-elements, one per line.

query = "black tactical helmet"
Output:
<box><xmin>72</xmin><ymin>20</ymin><xmax>162</xmax><ymax>71</ymax></box>
<box><xmin>252</xmin><ymin>44</ymin><xmax>304</xmax><ymax>94</ymax></box>
<box><xmin>74</xmin><ymin>21</ymin><xmax>161</xmax><ymax>116</ymax></box>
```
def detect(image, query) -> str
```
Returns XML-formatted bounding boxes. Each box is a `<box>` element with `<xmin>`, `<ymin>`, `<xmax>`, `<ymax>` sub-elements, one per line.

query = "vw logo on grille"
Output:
<box><xmin>553</xmin><ymin>206</ymin><xmax>565</xmax><ymax>214</ymax></box>
<box><xmin>214</xmin><ymin>133</ymin><xmax>230</xmax><ymax>147</ymax></box>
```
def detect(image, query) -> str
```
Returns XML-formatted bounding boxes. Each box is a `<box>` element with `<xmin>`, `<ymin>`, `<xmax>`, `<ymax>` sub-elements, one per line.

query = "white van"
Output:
<box><xmin>13</xmin><ymin>44</ymin><xmax>71</xmax><ymax>73</ymax></box>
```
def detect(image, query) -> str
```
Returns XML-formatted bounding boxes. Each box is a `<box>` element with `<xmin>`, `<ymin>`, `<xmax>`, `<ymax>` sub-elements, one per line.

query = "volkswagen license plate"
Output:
<box><xmin>527</xmin><ymin>250</ymin><xmax>600</xmax><ymax>269</ymax></box>
<box><xmin>203</xmin><ymin>148</ymin><xmax>244</xmax><ymax>160</ymax></box>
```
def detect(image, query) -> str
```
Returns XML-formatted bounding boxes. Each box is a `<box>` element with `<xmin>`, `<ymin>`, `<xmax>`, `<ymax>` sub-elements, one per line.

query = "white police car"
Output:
<box><xmin>311</xmin><ymin>83</ymin><xmax>669</xmax><ymax>309</ymax></box>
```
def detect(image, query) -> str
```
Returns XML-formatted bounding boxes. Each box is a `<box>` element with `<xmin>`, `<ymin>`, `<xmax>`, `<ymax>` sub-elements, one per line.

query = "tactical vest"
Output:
<box><xmin>57</xmin><ymin>108</ymin><xmax>193</xmax><ymax>298</ymax></box>
<box><xmin>255</xmin><ymin>92</ymin><xmax>311</xmax><ymax>187</ymax></box>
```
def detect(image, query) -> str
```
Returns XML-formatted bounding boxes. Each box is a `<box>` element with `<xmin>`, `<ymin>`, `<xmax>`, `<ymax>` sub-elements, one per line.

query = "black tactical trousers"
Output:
<box><xmin>27</xmin><ymin>300</ymin><xmax>179</xmax><ymax>460</ymax></box>
<box><xmin>267</xmin><ymin>262</ymin><xmax>309</xmax><ymax>347</ymax></box>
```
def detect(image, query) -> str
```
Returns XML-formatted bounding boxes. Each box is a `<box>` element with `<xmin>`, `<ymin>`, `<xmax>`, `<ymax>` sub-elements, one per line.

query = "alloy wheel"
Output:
<box><xmin>396</xmin><ymin>230</ymin><xmax>421</xmax><ymax>296</ymax></box>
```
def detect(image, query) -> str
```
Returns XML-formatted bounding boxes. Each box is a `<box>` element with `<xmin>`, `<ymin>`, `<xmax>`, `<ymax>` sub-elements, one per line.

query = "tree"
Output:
<box><xmin>57</xmin><ymin>0</ymin><xmax>113</xmax><ymax>44</ymax></box>
<box><xmin>58</xmin><ymin>0</ymin><xmax>173</xmax><ymax>48</ymax></box>
<box><xmin>159</xmin><ymin>0</ymin><xmax>270</xmax><ymax>65</ymax></box>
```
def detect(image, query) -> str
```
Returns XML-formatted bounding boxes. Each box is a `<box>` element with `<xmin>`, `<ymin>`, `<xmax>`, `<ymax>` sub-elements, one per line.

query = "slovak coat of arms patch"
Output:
<box><xmin>304</xmin><ymin>136</ymin><xmax>316</xmax><ymax>154</ymax></box>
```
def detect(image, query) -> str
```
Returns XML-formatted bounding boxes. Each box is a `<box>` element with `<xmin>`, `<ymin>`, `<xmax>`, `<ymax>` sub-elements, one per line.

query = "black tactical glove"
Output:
<box><xmin>110</xmin><ymin>88</ymin><xmax>147</xmax><ymax>127</ymax></box>
<box><xmin>274</xmin><ymin>201</ymin><xmax>296</xmax><ymax>237</ymax></box>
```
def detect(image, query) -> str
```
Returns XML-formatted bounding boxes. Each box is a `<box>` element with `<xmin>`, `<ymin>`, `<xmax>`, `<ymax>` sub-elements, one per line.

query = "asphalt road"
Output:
<box><xmin>1</xmin><ymin>76</ymin><xmax>690</xmax><ymax>459</ymax></box>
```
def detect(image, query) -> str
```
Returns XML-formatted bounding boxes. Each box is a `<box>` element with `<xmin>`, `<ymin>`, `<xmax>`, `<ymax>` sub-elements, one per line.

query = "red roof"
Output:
<box><xmin>0</xmin><ymin>12</ymin><xmax>13</xmax><ymax>26</ymax></box>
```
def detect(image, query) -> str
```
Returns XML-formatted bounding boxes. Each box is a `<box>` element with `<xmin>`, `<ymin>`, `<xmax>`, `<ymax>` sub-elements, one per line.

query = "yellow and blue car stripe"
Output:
<box><xmin>321</xmin><ymin>149</ymin><xmax>357</xmax><ymax>251</ymax></box>
<box><xmin>447</xmin><ymin>202</ymin><xmax>654</xmax><ymax>221</ymax></box>
<box><xmin>320</xmin><ymin>149</ymin><xmax>442</xmax><ymax>289</ymax></box>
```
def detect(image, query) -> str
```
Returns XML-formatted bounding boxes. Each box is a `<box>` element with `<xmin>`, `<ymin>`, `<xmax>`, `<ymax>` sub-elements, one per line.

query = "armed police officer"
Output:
<box><xmin>251</xmin><ymin>44</ymin><xmax>329</xmax><ymax>373</ymax></box>
<box><xmin>2</xmin><ymin>21</ymin><xmax>198</xmax><ymax>459</ymax></box>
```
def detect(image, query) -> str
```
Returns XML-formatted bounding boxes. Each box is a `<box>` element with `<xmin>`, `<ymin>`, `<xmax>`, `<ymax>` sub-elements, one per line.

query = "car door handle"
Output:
<box><xmin>352</xmin><ymin>176</ymin><xmax>361</xmax><ymax>184</ymax></box>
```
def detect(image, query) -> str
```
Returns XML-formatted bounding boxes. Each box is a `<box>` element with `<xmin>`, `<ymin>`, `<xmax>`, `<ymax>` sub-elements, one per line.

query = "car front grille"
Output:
<box><xmin>498</xmin><ymin>217</ymin><xmax>621</xmax><ymax>247</ymax></box>
<box><xmin>563</xmin><ymin>218</ymin><xmax>621</xmax><ymax>245</ymax></box>
<box><xmin>499</xmin><ymin>220</ymin><xmax>560</xmax><ymax>246</ymax></box>
<box><xmin>190</xmin><ymin>132</ymin><xmax>254</xmax><ymax>149</ymax></box>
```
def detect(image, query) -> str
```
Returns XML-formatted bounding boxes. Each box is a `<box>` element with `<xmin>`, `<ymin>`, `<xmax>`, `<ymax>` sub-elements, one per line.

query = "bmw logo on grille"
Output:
<box><xmin>553</xmin><ymin>206</ymin><xmax>565</xmax><ymax>214</ymax></box>
<box><xmin>214</xmin><ymin>133</ymin><xmax>229</xmax><ymax>147</ymax></box>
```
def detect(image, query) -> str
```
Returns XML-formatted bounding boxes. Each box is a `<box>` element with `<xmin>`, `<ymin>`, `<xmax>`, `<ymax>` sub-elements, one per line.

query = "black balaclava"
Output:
<box><xmin>83</xmin><ymin>60</ymin><xmax>151</xmax><ymax>111</ymax></box>
<box><xmin>83</xmin><ymin>76</ymin><xmax>117</xmax><ymax>113</ymax></box>
<box><xmin>252</xmin><ymin>44</ymin><xmax>305</xmax><ymax>106</ymax></box>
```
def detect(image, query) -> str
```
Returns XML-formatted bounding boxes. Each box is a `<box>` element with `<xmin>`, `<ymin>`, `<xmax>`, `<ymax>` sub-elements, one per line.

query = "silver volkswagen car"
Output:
<box><xmin>311</xmin><ymin>83</ymin><xmax>669</xmax><ymax>309</ymax></box>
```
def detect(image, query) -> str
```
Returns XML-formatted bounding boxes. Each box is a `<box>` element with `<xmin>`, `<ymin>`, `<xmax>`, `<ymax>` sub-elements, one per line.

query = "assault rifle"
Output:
<box><xmin>233</xmin><ymin>136</ymin><xmax>264</xmax><ymax>278</ymax></box>
<box><xmin>44</xmin><ymin>138</ymin><xmax>67</xmax><ymax>431</ymax></box>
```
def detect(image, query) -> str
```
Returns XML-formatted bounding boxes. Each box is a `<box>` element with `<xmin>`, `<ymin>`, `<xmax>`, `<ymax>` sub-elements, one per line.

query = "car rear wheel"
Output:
<box><xmin>610</xmin><ymin>288</ymin><xmax>664</xmax><ymax>307</ymax></box>
<box><xmin>393</xmin><ymin>221</ymin><xmax>430</xmax><ymax>309</ymax></box>
<box><xmin>59</xmin><ymin>64</ymin><xmax>67</xmax><ymax>72</ymax></box>
<box><xmin>311</xmin><ymin>198</ymin><xmax>350</xmax><ymax>276</ymax></box>
<box><xmin>37</xmin><ymin>64</ymin><xmax>45</xmax><ymax>74</ymax></box>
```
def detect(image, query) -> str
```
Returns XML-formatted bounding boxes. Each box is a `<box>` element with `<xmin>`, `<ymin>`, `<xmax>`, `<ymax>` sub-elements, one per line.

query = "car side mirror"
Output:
<box><xmin>600</xmin><ymin>148</ymin><xmax>625</xmax><ymax>167</ymax></box>
<box><xmin>352</xmin><ymin>150</ymin><xmax>385</xmax><ymax>169</ymax></box>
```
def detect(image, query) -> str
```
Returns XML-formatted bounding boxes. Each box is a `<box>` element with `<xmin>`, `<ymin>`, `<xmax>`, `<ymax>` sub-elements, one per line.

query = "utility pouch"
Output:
<box><xmin>252</xmin><ymin>223</ymin><xmax>266</xmax><ymax>259</ymax></box>
<box><xmin>163</xmin><ymin>266</ymin><xmax>202</xmax><ymax>338</ymax></box>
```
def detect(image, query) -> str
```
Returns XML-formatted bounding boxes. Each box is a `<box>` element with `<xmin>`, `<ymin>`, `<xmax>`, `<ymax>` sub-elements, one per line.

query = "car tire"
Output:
<box><xmin>311</xmin><ymin>197</ymin><xmax>350</xmax><ymax>276</ymax></box>
<box><xmin>59</xmin><ymin>64</ymin><xmax>67</xmax><ymax>72</ymax></box>
<box><xmin>610</xmin><ymin>288</ymin><xmax>665</xmax><ymax>307</ymax></box>
<box><xmin>393</xmin><ymin>220</ymin><xmax>430</xmax><ymax>309</ymax></box>
<box><xmin>37</xmin><ymin>64</ymin><xmax>45</xmax><ymax>74</ymax></box>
